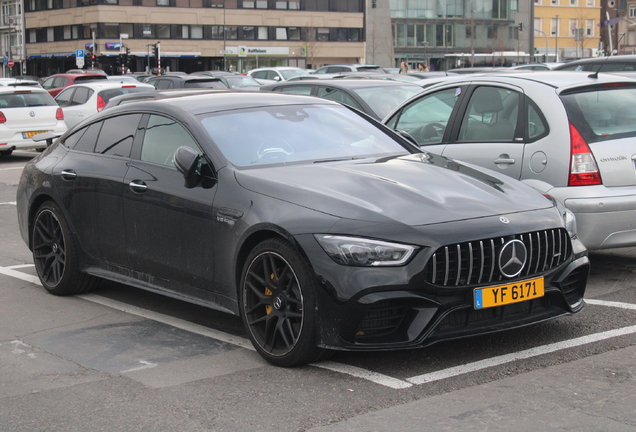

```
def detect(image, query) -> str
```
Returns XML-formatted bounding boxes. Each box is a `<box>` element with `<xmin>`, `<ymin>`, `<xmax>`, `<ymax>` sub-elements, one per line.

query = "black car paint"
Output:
<box><xmin>17</xmin><ymin>92</ymin><xmax>589</xmax><ymax>354</ymax></box>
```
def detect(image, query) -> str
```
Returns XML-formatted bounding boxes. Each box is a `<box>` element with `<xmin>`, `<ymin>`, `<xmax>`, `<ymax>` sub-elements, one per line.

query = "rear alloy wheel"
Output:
<box><xmin>32</xmin><ymin>201</ymin><xmax>98</xmax><ymax>295</ymax></box>
<box><xmin>240</xmin><ymin>238</ymin><xmax>328</xmax><ymax>367</ymax></box>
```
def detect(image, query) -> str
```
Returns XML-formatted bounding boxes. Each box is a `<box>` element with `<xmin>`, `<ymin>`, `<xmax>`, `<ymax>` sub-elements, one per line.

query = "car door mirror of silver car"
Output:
<box><xmin>174</xmin><ymin>146</ymin><xmax>203</xmax><ymax>188</ymax></box>
<box><xmin>394</xmin><ymin>129</ymin><xmax>418</xmax><ymax>146</ymax></box>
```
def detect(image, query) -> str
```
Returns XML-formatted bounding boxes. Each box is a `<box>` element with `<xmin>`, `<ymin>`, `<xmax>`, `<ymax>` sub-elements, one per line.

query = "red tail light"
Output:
<box><xmin>97</xmin><ymin>94</ymin><xmax>106</xmax><ymax>112</ymax></box>
<box><xmin>568</xmin><ymin>122</ymin><xmax>602</xmax><ymax>186</ymax></box>
<box><xmin>0</xmin><ymin>112</ymin><xmax>5</xmax><ymax>123</ymax></box>
<box><xmin>55</xmin><ymin>107</ymin><xmax>64</xmax><ymax>120</ymax></box>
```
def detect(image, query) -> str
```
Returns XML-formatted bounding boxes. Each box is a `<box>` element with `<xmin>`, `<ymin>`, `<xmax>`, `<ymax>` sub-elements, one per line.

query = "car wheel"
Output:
<box><xmin>240</xmin><ymin>238</ymin><xmax>329</xmax><ymax>367</ymax></box>
<box><xmin>32</xmin><ymin>201</ymin><xmax>99</xmax><ymax>295</ymax></box>
<box><xmin>0</xmin><ymin>149</ymin><xmax>13</xmax><ymax>156</ymax></box>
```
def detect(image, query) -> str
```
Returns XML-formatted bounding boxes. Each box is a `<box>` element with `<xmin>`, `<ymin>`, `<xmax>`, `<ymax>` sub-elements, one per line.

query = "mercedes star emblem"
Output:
<box><xmin>499</xmin><ymin>239</ymin><xmax>527</xmax><ymax>278</ymax></box>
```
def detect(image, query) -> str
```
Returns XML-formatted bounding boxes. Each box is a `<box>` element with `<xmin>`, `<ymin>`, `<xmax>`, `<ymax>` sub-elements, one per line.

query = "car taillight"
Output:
<box><xmin>55</xmin><ymin>107</ymin><xmax>64</xmax><ymax>120</ymax></box>
<box><xmin>97</xmin><ymin>94</ymin><xmax>106</xmax><ymax>112</ymax></box>
<box><xmin>0</xmin><ymin>112</ymin><xmax>5</xmax><ymax>123</ymax></box>
<box><xmin>569</xmin><ymin>122</ymin><xmax>602</xmax><ymax>186</ymax></box>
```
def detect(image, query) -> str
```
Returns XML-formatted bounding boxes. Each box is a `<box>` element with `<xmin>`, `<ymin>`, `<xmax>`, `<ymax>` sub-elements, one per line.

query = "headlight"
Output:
<box><xmin>314</xmin><ymin>235</ymin><xmax>417</xmax><ymax>267</ymax></box>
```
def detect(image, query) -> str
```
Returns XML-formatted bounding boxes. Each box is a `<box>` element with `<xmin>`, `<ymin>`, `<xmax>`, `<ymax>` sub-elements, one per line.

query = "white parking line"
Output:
<box><xmin>0</xmin><ymin>202</ymin><xmax>16</xmax><ymax>206</ymax></box>
<box><xmin>6</xmin><ymin>264</ymin><xmax>35</xmax><ymax>270</ymax></box>
<box><xmin>0</xmin><ymin>167</ymin><xmax>23</xmax><ymax>171</ymax></box>
<box><xmin>2</xmin><ymin>264</ymin><xmax>635</xmax><ymax>389</ymax></box>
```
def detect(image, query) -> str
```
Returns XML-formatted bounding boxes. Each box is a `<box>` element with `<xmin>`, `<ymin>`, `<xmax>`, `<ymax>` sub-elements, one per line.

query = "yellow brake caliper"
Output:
<box><xmin>264</xmin><ymin>272</ymin><xmax>276</xmax><ymax>314</ymax></box>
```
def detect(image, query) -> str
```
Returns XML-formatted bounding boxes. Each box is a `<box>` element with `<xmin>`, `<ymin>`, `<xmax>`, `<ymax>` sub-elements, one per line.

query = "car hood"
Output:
<box><xmin>235</xmin><ymin>153</ymin><xmax>554</xmax><ymax>226</ymax></box>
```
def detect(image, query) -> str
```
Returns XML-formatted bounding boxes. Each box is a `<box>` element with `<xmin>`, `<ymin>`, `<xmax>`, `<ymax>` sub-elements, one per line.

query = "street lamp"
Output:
<box><xmin>421</xmin><ymin>41</ymin><xmax>429</xmax><ymax>68</ymax></box>
<box><xmin>555</xmin><ymin>15</ymin><xmax>559</xmax><ymax>62</ymax></box>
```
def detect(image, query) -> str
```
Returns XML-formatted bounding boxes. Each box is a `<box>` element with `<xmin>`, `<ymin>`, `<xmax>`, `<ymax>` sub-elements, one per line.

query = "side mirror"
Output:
<box><xmin>174</xmin><ymin>146</ymin><xmax>202</xmax><ymax>188</ymax></box>
<box><xmin>32</xmin><ymin>131</ymin><xmax>63</xmax><ymax>147</ymax></box>
<box><xmin>395</xmin><ymin>129</ymin><xmax>418</xmax><ymax>146</ymax></box>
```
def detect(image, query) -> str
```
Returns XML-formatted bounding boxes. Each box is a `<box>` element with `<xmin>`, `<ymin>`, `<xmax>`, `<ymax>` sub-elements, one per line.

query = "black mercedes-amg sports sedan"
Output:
<box><xmin>17</xmin><ymin>91</ymin><xmax>589</xmax><ymax>367</ymax></box>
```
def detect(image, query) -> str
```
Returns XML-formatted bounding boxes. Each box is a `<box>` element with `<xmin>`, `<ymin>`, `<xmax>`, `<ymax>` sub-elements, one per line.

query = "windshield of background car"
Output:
<box><xmin>280</xmin><ymin>69</ymin><xmax>309</xmax><ymax>80</ymax></box>
<box><xmin>560</xmin><ymin>84</ymin><xmax>636</xmax><ymax>143</ymax></box>
<box><xmin>225</xmin><ymin>76</ymin><xmax>261</xmax><ymax>88</ymax></box>
<box><xmin>353</xmin><ymin>85</ymin><xmax>423</xmax><ymax>119</ymax></box>
<box><xmin>199</xmin><ymin>104</ymin><xmax>413</xmax><ymax>167</ymax></box>
<box><xmin>184</xmin><ymin>80</ymin><xmax>226</xmax><ymax>89</ymax></box>
<box><xmin>0</xmin><ymin>91</ymin><xmax>57</xmax><ymax>107</ymax></box>
<box><xmin>99</xmin><ymin>87</ymin><xmax>154</xmax><ymax>103</ymax></box>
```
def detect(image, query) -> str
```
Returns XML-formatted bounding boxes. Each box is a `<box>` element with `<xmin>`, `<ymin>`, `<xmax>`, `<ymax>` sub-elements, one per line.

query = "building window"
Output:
<box><xmin>316</xmin><ymin>28</ymin><xmax>329</xmax><ymax>42</ymax></box>
<box><xmin>551</xmin><ymin>0</ymin><xmax>557</xmax><ymax>4</ymax></box>
<box><xmin>586</xmin><ymin>19</ymin><xmax>594</xmax><ymax>36</ymax></box>
<box><xmin>47</xmin><ymin>27</ymin><xmax>54</xmax><ymax>42</ymax></box>
<box><xmin>629</xmin><ymin>30</ymin><xmax>636</xmax><ymax>45</ymax></box>
<box><xmin>121</xmin><ymin>23</ymin><xmax>133</xmax><ymax>37</ymax></box>
<box><xmin>534</xmin><ymin>0</ymin><xmax>540</xmax><ymax>4</ymax></box>
<box><xmin>142</xmin><ymin>24</ymin><xmax>155</xmax><ymax>38</ymax></box>
<box><xmin>487</xmin><ymin>25</ymin><xmax>498</xmax><ymax>39</ymax></box>
<box><xmin>157</xmin><ymin>0</ymin><xmax>170</xmax><ymax>5</ymax></box>
<box><xmin>630</xmin><ymin>7</ymin><xmax>636</xmax><ymax>18</ymax></box>
<box><xmin>570</xmin><ymin>19</ymin><xmax>577</xmax><ymax>36</ymax></box>
<box><xmin>211</xmin><ymin>25</ymin><xmax>223</xmax><ymax>39</ymax></box>
<box><xmin>225</xmin><ymin>26</ymin><xmax>238</xmax><ymax>40</ymax></box>
<box><xmin>243</xmin><ymin>26</ymin><xmax>256</xmax><ymax>39</ymax></box>
<box><xmin>176</xmin><ymin>25</ymin><xmax>189</xmax><ymax>39</ymax></box>
<box><xmin>276</xmin><ymin>0</ymin><xmax>299</xmax><ymax>9</ymax></box>
<box><xmin>550</xmin><ymin>18</ymin><xmax>558</xmax><ymax>36</ymax></box>
<box><xmin>191</xmin><ymin>25</ymin><xmax>203</xmax><ymax>39</ymax></box>
<box><xmin>257</xmin><ymin>26</ymin><xmax>268</xmax><ymax>39</ymax></box>
<box><xmin>157</xmin><ymin>24</ymin><xmax>170</xmax><ymax>38</ymax></box>
<box><xmin>586</xmin><ymin>0</ymin><xmax>593</xmax><ymax>5</ymax></box>
<box><xmin>243</xmin><ymin>0</ymin><xmax>267</xmax><ymax>7</ymax></box>
<box><xmin>29</xmin><ymin>29</ymin><xmax>36</xmax><ymax>43</ymax></box>
<box><xmin>104</xmin><ymin>23</ymin><xmax>119</xmax><ymax>38</ymax></box>
<box><xmin>570</xmin><ymin>0</ymin><xmax>577</xmax><ymax>5</ymax></box>
<box><xmin>276</xmin><ymin>27</ymin><xmax>287</xmax><ymax>40</ymax></box>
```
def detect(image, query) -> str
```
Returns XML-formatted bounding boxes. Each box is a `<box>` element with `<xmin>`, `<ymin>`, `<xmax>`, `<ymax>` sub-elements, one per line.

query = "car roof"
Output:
<box><xmin>416</xmin><ymin>71</ymin><xmax>636</xmax><ymax>91</ymax></box>
<box><xmin>554</xmin><ymin>55</ymin><xmax>636</xmax><ymax>67</ymax></box>
<box><xmin>109</xmin><ymin>90</ymin><xmax>339</xmax><ymax>117</ymax></box>
<box><xmin>0</xmin><ymin>85</ymin><xmax>48</xmax><ymax>94</ymax></box>
<box><xmin>261</xmin><ymin>78</ymin><xmax>422</xmax><ymax>90</ymax></box>
<box><xmin>47</xmin><ymin>73</ymin><xmax>107</xmax><ymax>79</ymax></box>
<box><xmin>147</xmin><ymin>75</ymin><xmax>222</xmax><ymax>81</ymax></box>
<box><xmin>58</xmin><ymin>81</ymin><xmax>155</xmax><ymax>91</ymax></box>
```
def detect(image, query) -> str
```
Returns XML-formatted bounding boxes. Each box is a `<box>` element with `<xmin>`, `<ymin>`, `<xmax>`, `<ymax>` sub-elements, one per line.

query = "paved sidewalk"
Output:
<box><xmin>308</xmin><ymin>345</ymin><xmax>636</xmax><ymax>432</ymax></box>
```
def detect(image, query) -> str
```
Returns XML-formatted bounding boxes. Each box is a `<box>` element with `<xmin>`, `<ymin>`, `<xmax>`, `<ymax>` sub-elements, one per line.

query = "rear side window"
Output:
<box><xmin>94</xmin><ymin>114</ymin><xmax>143</xmax><ymax>157</ymax></box>
<box><xmin>73</xmin><ymin>75</ymin><xmax>108</xmax><ymax>83</ymax></box>
<box><xmin>278</xmin><ymin>86</ymin><xmax>313</xmax><ymax>95</ymax></box>
<box><xmin>0</xmin><ymin>92</ymin><xmax>56</xmax><ymax>107</ymax></box>
<box><xmin>65</xmin><ymin>121</ymin><xmax>102</xmax><ymax>153</ymax></box>
<box><xmin>316</xmin><ymin>87</ymin><xmax>361</xmax><ymax>110</ymax></box>
<box><xmin>561</xmin><ymin>85</ymin><xmax>636</xmax><ymax>142</ymax></box>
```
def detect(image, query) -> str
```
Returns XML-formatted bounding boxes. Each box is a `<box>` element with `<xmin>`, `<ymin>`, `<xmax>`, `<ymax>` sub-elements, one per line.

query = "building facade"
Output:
<box><xmin>533</xmin><ymin>0</ymin><xmax>601</xmax><ymax>61</ymax></box>
<box><xmin>0</xmin><ymin>0</ymin><xmax>25</xmax><ymax>75</ymax></box>
<box><xmin>20</xmin><ymin>0</ymin><xmax>366</xmax><ymax>77</ymax></box>
<box><xmin>387</xmin><ymin>0</ymin><xmax>532</xmax><ymax>71</ymax></box>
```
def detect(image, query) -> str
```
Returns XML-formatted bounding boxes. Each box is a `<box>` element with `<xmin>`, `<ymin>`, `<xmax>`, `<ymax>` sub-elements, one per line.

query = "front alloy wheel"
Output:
<box><xmin>241</xmin><ymin>238</ymin><xmax>327</xmax><ymax>367</ymax></box>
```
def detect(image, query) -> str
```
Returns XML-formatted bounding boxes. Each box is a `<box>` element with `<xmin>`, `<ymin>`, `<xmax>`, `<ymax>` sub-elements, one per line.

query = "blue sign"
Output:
<box><xmin>85</xmin><ymin>43</ymin><xmax>95</xmax><ymax>50</ymax></box>
<box><xmin>2</xmin><ymin>57</ymin><xmax>6</xmax><ymax>66</ymax></box>
<box><xmin>76</xmin><ymin>49</ymin><xmax>84</xmax><ymax>58</ymax></box>
<box><xmin>105</xmin><ymin>42</ymin><xmax>121</xmax><ymax>50</ymax></box>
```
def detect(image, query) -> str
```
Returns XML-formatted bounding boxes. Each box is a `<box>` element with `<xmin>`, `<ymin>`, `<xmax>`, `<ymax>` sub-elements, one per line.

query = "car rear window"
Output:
<box><xmin>0</xmin><ymin>91</ymin><xmax>56</xmax><ymax>107</ymax></box>
<box><xmin>74</xmin><ymin>75</ymin><xmax>108</xmax><ymax>83</ymax></box>
<box><xmin>183</xmin><ymin>80</ymin><xmax>226</xmax><ymax>89</ymax></box>
<box><xmin>560</xmin><ymin>84</ymin><xmax>636</xmax><ymax>142</ymax></box>
<box><xmin>98</xmin><ymin>87</ymin><xmax>155</xmax><ymax>103</ymax></box>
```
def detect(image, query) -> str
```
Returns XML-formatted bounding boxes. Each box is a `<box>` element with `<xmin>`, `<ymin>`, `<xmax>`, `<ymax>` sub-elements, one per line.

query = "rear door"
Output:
<box><xmin>56</xmin><ymin>86</ymin><xmax>94</xmax><ymax>128</ymax></box>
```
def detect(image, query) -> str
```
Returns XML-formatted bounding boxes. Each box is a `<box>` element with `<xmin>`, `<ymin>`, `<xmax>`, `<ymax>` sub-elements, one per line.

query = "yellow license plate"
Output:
<box><xmin>474</xmin><ymin>277</ymin><xmax>544</xmax><ymax>310</ymax></box>
<box><xmin>23</xmin><ymin>131</ymin><xmax>47</xmax><ymax>139</ymax></box>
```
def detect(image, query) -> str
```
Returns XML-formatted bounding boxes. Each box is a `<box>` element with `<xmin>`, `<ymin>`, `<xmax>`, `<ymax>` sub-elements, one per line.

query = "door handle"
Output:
<box><xmin>129</xmin><ymin>180</ymin><xmax>148</xmax><ymax>193</ymax></box>
<box><xmin>494</xmin><ymin>155</ymin><xmax>515</xmax><ymax>165</ymax></box>
<box><xmin>60</xmin><ymin>169</ymin><xmax>77</xmax><ymax>180</ymax></box>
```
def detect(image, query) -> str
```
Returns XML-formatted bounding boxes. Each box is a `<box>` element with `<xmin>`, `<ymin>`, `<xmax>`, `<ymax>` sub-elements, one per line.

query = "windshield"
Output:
<box><xmin>224</xmin><ymin>76</ymin><xmax>261</xmax><ymax>88</ymax></box>
<box><xmin>184</xmin><ymin>80</ymin><xmax>226</xmax><ymax>89</ymax></box>
<box><xmin>561</xmin><ymin>84</ymin><xmax>636</xmax><ymax>142</ymax></box>
<box><xmin>0</xmin><ymin>91</ymin><xmax>56</xmax><ymax>107</ymax></box>
<box><xmin>281</xmin><ymin>69</ymin><xmax>309</xmax><ymax>80</ymax></box>
<box><xmin>353</xmin><ymin>85</ymin><xmax>423</xmax><ymax>120</ymax></box>
<box><xmin>199</xmin><ymin>104</ymin><xmax>413</xmax><ymax>167</ymax></box>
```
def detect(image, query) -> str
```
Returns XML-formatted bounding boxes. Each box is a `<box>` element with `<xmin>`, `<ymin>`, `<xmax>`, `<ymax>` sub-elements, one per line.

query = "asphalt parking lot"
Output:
<box><xmin>1</xmin><ymin>151</ymin><xmax>635</xmax><ymax>431</ymax></box>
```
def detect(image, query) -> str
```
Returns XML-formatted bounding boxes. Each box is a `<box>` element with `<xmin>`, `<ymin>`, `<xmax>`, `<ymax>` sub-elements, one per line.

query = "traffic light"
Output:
<box><xmin>518</xmin><ymin>22</ymin><xmax>523</xmax><ymax>32</ymax></box>
<box><xmin>124</xmin><ymin>46</ymin><xmax>131</xmax><ymax>66</ymax></box>
<box><xmin>153</xmin><ymin>44</ymin><xmax>158</xmax><ymax>58</ymax></box>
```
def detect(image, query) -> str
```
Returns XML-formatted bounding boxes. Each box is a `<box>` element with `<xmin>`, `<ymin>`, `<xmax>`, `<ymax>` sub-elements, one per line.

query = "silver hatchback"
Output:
<box><xmin>384</xmin><ymin>71</ymin><xmax>636</xmax><ymax>250</ymax></box>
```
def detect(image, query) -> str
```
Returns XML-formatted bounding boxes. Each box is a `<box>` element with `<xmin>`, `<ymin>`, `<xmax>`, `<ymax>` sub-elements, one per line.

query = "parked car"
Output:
<box><xmin>143</xmin><ymin>75</ymin><xmax>227</xmax><ymax>90</ymax></box>
<box><xmin>312</xmin><ymin>64</ymin><xmax>385</xmax><ymax>74</ymax></box>
<box><xmin>191</xmin><ymin>72</ymin><xmax>262</xmax><ymax>90</ymax></box>
<box><xmin>16</xmin><ymin>91</ymin><xmax>589</xmax><ymax>366</ymax></box>
<box><xmin>107</xmin><ymin>75</ymin><xmax>141</xmax><ymax>84</ymax></box>
<box><xmin>0</xmin><ymin>86</ymin><xmax>67</xmax><ymax>156</ymax></box>
<box><xmin>246</xmin><ymin>67</ymin><xmax>311</xmax><ymax>84</ymax></box>
<box><xmin>0</xmin><ymin>77</ymin><xmax>42</xmax><ymax>87</ymax></box>
<box><xmin>553</xmin><ymin>55</ymin><xmax>636</xmax><ymax>72</ymax></box>
<box><xmin>103</xmin><ymin>89</ymin><xmax>223</xmax><ymax>110</ymax></box>
<box><xmin>40</xmin><ymin>73</ymin><xmax>108</xmax><ymax>97</ymax></box>
<box><xmin>66</xmin><ymin>68</ymin><xmax>108</xmax><ymax>75</ymax></box>
<box><xmin>384</xmin><ymin>71</ymin><xmax>636</xmax><ymax>250</ymax></box>
<box><xmin>260</xmin><ymin>79</ymin><xmax>423</xmax><ymax>120</ymax></box>
<box><xmin>55</xmin><ymin>81</ymin><xmax>155</xmax><ymax>128</ymax></box>
<box><xmin>508</xmin><ymin>63</ymin><xmax>564</xmax><ymax>71</ymax></box>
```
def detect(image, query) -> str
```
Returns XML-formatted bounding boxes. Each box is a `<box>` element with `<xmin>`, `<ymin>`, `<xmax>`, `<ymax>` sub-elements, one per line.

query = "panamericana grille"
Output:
<box><xmin>425</xmin><ymin>228</ymin><xmax>571</xmax><ymax>287</ymax></box>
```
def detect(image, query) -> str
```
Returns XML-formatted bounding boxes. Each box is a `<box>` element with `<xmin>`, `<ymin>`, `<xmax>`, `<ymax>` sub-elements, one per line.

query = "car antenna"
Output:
<box><xmin>589</xmin><ymin>33</ymin><xmax>625</xmax><ymax>79</ymax></box>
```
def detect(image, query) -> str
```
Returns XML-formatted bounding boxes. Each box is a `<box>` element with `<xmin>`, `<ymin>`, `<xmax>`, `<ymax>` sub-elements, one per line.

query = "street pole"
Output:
<box><xmin>223</xmin><ymin>0</ymin><xmax>227</xmax><ymax>71</ymax></box>
<box><xmin>157</xmin><ymin>41</ymin><xmax>161</xmax><ymax>75</ymax></box>
<box><xmin>92</xmin><ymin>31</ymin><xmax>96</xmax><ymax>68</ymax></box>
<box><xmin>555</xmin><ymin>15</ymin><xmax>559</xmax><ymax>62</ymax></box>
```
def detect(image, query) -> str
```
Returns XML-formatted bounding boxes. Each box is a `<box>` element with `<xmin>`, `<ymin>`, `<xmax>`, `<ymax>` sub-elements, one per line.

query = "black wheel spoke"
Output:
<box><xmin>33</xmin><ymin>209</ymin><xmax>66</xmax><ymax>288</ymax></box>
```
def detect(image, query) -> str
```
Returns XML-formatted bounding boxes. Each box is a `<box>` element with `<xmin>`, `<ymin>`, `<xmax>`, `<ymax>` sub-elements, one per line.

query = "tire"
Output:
<box><xmin>0</xmin><ymin>149</ymin><xmax>13</xmax><ymax>156</ymax></box>
<box><xmin>240</xmin><ymin>238</ymin><xmax>329</xmax><ymax>367</ymax></box>
<box><xmin>32</xmin><ymin>201</ymin><xmax>99</xmax><ymax>295</ymax></box>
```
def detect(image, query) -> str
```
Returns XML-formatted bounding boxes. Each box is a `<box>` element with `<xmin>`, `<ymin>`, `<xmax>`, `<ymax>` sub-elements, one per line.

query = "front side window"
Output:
<box><xmin>388</xmin><ymin>87</ymin><xmax>463</xmax><ymax>145</ymax></box>
<box><xmin>94</xmin><ymin>114</ymin><xmax>142</xmax><ymax>157</ymax></box>
<box><xmin>458</xmin><ymin>86</ymin><xmax>520</xmax><ymax>142</ymax></box>
<box><xmin>315</xmin><ymin>87</ymin><xmax>362</xmax><ymax>111</ymax></box>
<box><xmin>140</xmin><ymin>115</ymin><xmax>200</xmax><ymax>167</ymax></box>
